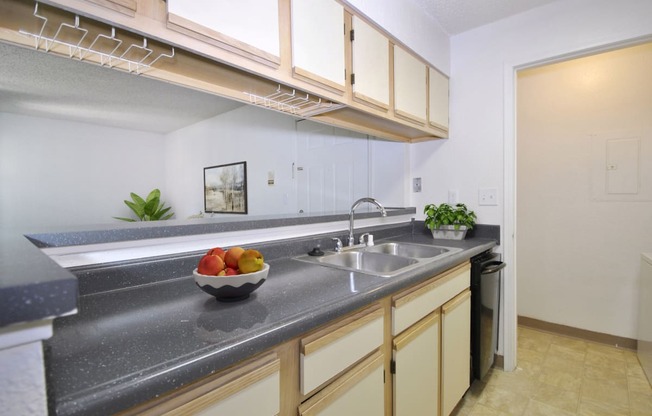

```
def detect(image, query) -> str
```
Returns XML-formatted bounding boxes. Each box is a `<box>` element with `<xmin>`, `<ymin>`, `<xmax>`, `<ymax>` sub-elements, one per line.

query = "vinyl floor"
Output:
<box><xmin>451</xmin><ymin>326</ymin><xmax>652</xmax><ymax>415</ymax></box>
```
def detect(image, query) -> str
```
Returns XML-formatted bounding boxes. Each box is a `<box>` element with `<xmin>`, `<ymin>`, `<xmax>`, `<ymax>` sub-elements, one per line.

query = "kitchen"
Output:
<box><xmin>1</xmin><ymin>0</ymin><xmax>651</xmax><ymax>415</ymax></box>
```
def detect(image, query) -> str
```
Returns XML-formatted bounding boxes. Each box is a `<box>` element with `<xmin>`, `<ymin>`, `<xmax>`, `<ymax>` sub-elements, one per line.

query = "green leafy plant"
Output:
<box><xmin>114</xmin><ymin>189</ymin><xmax>174</xmax><ymax>222</ymax></box>
<box><xmin>424</xmin><ymin>203</ymin><xmax>477</xmax><ymax>231</ymax></box>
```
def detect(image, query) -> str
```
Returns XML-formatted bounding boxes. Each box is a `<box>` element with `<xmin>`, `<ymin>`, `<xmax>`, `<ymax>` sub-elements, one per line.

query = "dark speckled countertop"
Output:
<box><xmin>0</xmin><ymin>209</ymin><xmax>414</xmax><ymax>328</ymax></box>
<box><xmin>0</xmin><ymin>231</ymin><xmax>78</xmax><ymax>327</ymax></box>
<box><xmin>44</xmin><ymin>223</ymin><xmax>497</xmax><ymax>415</ymax></box>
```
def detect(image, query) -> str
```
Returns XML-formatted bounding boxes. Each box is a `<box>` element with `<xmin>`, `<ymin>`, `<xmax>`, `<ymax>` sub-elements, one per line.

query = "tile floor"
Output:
<box><xmin>452</xmin><ymin>326</ymin><xmax>652</xmax><ymax>416</ymax></box>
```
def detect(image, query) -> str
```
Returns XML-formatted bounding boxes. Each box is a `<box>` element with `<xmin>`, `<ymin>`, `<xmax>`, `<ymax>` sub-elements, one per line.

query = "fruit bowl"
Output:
<box><xmin>193</xmin><ymin>263</ymin><xmax>269</xmax><ymax>302</ymax></box>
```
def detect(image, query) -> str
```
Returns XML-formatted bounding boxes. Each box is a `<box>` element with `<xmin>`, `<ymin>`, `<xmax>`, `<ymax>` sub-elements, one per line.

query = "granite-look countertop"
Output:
<box><xmin>0</xmin><ymin>230</ymin><xmax>78</xmax><ymax>328</ymax></box>
<box><xmin>44</xmin><ymin>226</ymin><xmax>497</xmax><ymax>416</ymax></box>
<box><xmin>1</xmin><ymin>209</ymin><xmax>414</xmax><ymax>328</ymax></box>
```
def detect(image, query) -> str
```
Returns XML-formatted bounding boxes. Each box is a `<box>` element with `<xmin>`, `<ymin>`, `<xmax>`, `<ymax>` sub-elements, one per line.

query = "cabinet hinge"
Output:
<box><xmin>390</xmin><ymin>360</ymin><xmax>396</xmax><ymax>374</ymax></box>
<box><xmin>350</xmin><ymin>29</ymin><xmax>355</xmax><ymax>42</ymax></box>
<box><xmin>350</xmin><ymin>73</ymin><xmax>355</xmax><ymax>85</ymax></box>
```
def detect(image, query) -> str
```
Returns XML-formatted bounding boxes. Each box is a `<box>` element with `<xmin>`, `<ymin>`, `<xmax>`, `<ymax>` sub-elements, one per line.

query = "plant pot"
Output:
<box><xmin>431</xmin><ymin>225</ymin><xmax>468</xmax><ymax>240</ymax></box>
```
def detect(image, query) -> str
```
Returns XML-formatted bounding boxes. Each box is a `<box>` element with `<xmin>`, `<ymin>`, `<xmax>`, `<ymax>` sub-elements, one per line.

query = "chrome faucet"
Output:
<box><xmin>348</xmin><ymin>197</ymin><xmax>387</xmax><ymax>246</ymax></box>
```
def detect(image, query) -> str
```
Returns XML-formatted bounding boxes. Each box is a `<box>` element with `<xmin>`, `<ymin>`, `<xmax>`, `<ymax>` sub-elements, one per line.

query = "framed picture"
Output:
<box><xmin>204</xmin><ymin>161</ymin><xmax>248</xmax><ymax>214</ymax></box>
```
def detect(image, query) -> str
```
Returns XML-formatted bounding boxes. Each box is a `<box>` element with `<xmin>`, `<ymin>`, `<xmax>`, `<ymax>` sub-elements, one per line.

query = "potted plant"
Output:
<box><xmin>114</xmin><ymin>189</ymin><xmax>174</xmax><ymax>222</ymax></box>
<box><xmin>424</xmin><ymin>203</ymin><xmax>477</xmax><ymax>240</ymax></box>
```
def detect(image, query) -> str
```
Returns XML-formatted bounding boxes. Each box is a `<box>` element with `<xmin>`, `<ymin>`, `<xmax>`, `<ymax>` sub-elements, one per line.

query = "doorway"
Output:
<box><xmin>515</xmin><ymin>42</ymin><xmax>652</xmax><ymax>344</ymax></box>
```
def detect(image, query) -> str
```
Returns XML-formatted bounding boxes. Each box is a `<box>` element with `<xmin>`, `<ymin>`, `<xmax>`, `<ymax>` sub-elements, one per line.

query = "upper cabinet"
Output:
<box><xmin>393</xmin><ymin>45</ymin><xmax>427</xmax><ymax>124</ymax></box>
<box><xmin>167</xmin><ymin>0</ymin><xmax>281</xmax><ymax>67</ymax></box>
<box><xmin>291</xmin><ymin>0</ymin><xmax>346</xmax><ymax>93</ymax></box>
<box><xmin>429</xmin><ymin>66</ymin><xmax>449</xmax><ymax>130</ymax></box>
<box><xmin>350</xmin><ymin>15</ymin><xmax>390</xmax><ymax>110</ymax></box>
<box><xmin>1</xmin><ymin>0</ymin><xmax>449</xmax><ymax>142</ymax></box>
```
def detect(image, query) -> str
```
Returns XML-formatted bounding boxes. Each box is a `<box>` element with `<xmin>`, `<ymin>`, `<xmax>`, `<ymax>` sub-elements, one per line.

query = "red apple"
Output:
<box><xmin>206</xmin><ymin>247</ymin><xmax>226</xmax><ymax>260</ymax></box>
<box><xmin>224</xmin><ymin>247</ymin><xmax>245</xmax><ymax>269</ymax></box>
<box><xmin>197</xmin><ymin>254</ymin><xmax>225</xmax><ymax>276</ymax></box>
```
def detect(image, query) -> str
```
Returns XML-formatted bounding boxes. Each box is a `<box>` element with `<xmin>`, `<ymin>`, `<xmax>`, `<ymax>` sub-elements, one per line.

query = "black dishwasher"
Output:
<box><xmin>470</xmin><ymin>250</ymin><xmax>506</xmax><ymax>381</ymax></box>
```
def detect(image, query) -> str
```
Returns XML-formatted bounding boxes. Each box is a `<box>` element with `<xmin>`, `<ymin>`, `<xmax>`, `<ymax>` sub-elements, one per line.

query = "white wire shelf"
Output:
<box><xmin>244</xmin><ymin>86</ymin><xmax>344</xmax><ymax>117</ymax></box>
<box><xmin>19</xmin><ymin>2</ymin><xmax>174</xmax><ymax>75</ymax></box>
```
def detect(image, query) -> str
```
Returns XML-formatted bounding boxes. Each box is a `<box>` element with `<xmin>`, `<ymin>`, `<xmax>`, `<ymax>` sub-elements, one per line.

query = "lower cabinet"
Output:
<box><xmin>393</xmin><ymin>310</ymin><xmax>440</xmax><ymax>416</ymax></box>
<box><xmin>391</xmin><ymin>263</ymin><xmax>471</xmax><ymax>416</ymax></box>
<box><xmin>298</xmin><ymin>350</ymin><xmax>385</xmax><ymax>416</ymax></box>
<box><xmin>441</xmin><ymin>289</ymin><xmax>472</xmax><ymax>416</ymax></box>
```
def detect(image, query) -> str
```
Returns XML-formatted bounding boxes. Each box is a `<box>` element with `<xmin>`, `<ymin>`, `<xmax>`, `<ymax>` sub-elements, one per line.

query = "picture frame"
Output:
<box><xmin>204</xmin><ymin>161</ymin><xmax>248</xmax><ymax>214</ymax></box>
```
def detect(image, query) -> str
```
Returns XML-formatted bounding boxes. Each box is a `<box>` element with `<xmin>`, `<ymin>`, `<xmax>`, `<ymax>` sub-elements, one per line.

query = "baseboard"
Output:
<box><xmin>518</xmin><ymin>316</ymin><xmax>637</xmax><ymax>350</ymax></box>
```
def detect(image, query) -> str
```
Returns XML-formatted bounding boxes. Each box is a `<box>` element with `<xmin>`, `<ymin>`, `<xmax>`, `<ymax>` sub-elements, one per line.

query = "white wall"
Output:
<box><xmin>409</xmin><ymin>0</ymin><xmax>652</xmax><ymax>345</ymax></box>
<box><xmin>517</xmin><ymin>43</ymin><xmax>652</xmax><ymax>339</ymax></box>
<box><xmin>0</xmin><ymin>113</ymin><xmax>166</xmax><ymax>230</ymax></box>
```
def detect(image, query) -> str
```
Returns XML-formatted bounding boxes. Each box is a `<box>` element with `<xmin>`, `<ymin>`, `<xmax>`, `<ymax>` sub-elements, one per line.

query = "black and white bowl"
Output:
<box><xmin>193</xmin><ymin>263</ymin><xmax>269</xmax><ymax>302</ymax></box>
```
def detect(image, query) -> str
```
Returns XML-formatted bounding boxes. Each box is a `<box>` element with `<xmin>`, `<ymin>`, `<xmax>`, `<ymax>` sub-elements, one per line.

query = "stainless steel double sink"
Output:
<box><xmin>294</xmin><ymin>242</ymin><xmax>462</xmax><ymax>278</ymax></box>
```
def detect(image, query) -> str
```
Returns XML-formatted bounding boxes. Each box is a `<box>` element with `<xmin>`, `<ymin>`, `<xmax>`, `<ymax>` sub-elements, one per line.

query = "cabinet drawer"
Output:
<box><xmin>133</xmin><ymin>352</ymin><xmax>280</xmax><ymax>416</ymax></box>
<box><xmin>300</xmin><ymin>304</ymin><xmax>384</xmax><ymax>396</ymax></box>
<box><xmin>392</xmin><ymin>263</ymin><xmax>470</xmax><ymax>336</ymax></box>
<box><xmin>299</xmin><ymin>349</ymin><xmax>384</xmax><ymax>416</ymax></box>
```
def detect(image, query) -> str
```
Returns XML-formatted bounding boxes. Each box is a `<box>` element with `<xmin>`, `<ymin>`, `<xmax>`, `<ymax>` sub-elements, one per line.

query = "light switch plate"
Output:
<box><xmin>479</xmin><ymin>188</ymin><xmax>498</xmax><ymax>206</ymax></box>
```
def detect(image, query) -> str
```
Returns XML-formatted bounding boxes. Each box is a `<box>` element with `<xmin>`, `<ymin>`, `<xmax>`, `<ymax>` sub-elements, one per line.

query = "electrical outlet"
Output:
<box><xmin>479</xmin><ymin>188</ymin><xmax>498</xmax><ymax>206</ymax></box>
<box><xmin>413</xmin><ymin>178</ymin><xmax>422</xmax><ymax>193</ymax></box>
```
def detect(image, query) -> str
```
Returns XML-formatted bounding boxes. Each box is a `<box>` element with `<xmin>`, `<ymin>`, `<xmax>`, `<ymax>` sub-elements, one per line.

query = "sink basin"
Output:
<box><xmin>294</xmin><ymin>241</ymin><xmax>461</xmax><ymax>278</ymax></box>
<box><xmin>361</xmin><ymin>242</ymin><xmax>458</xmax><ymax>258</ymax></box>
<box><xmin>315</xmin><ymin>251</ymin><xmax>418</xmax><ymax>277</ymax></box>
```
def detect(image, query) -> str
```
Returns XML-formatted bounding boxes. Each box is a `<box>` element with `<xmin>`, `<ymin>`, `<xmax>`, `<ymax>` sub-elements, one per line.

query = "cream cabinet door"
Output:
<box><xmin>351</xmin><ymin>15</ymin><xmax>390</xmax><ymax>109</ymax></box>
<box><xmin>160</xmin><ymin>354</ymin><xmax>280</xmax><ymax>415</ymax></box>
<box><xmin>299</xmin><ymin>350</ymin><xmax>384</xmax><ymax>416</ymax></box>
<box><xmin>441</xmin><ymin>290</ymin><xmax>471</xmax><ymax>416</ymax></box>
<box><xmin>429</xmin><ymin>67</ymin><xmax>449</xmax><ymax>129</ymax></box>
<box><xmin>167</xmin><ymin>0</ymin><xmax>280</xmax><ymax>65</ymax></box>
<box><xmin>394</xmin><ymin>311</ymin><xmax>440</xmax><ymax>416</ymax></box>
<box><xmin>393</xmin><ymin>45</ymin><xmax>427</xmax><ymax>124</ymax></box>
<box><xmin>291</xmin><ymin>0</ymin><xmax>346</xmax><ymax>92</ymax></box>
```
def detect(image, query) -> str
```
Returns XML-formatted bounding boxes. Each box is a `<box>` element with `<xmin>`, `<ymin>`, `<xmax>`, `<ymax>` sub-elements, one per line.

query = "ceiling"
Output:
<box><xmin>0</xmin><ymin>0</ymin><xmax>561</xmax><ymax>133</ymax></box>
<box><xmin>415</xmin><ymin>0</ymin><xmax>560</xmax><ymax>35</ymax></box>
